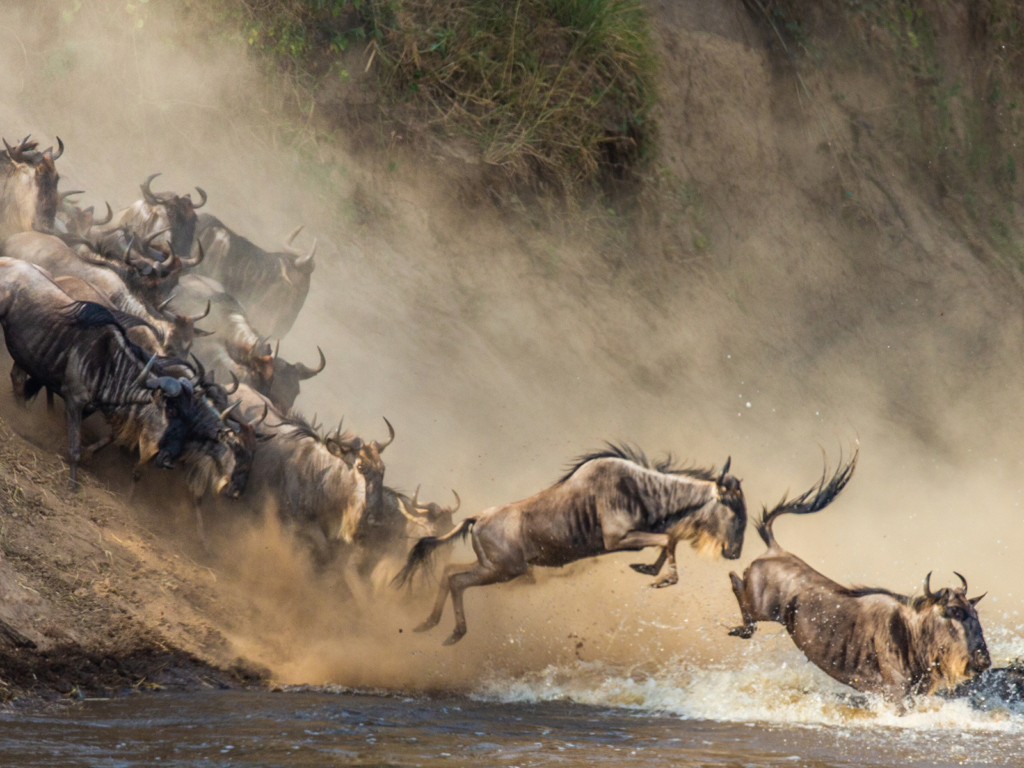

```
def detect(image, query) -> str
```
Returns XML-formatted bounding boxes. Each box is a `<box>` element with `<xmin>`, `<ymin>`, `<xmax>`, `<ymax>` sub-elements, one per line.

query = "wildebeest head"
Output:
<box><xmin>140</xmin><ymin>172</ymin><xmax>206</xmax><ymax>258</ymax></box>
<box><xmin>917</xmin><ymin>571</ymin><xmax>991</xmax><ymax>681</ymax></box>
<box><xmin>261</xmin><ymin>343</ymin><xmax>326</xmax><ymax>411</ymax></box>
<box><xmin>142</xmin><ymin>367</ymin><xmax>225</xmax><ymax>472</ymax></box>
<box><xmin>399</xmin><ymin>487</ymin><xmax>460</xmax><ymax>539</ymax></box>
<box><xmin>2</xmin><ymin>136</ymin><xmax>63</xmax><ymax>234</ymax></box>
<box><xmin>217</xmin><ymin>401</ymin><xmax>269</xmax><ymax>499</ymax></box>
<box><xmin>326</xmin><ymin>417</ymin><xmax>395</xmax><ymax>540</ymax></box>
<box><xmin>155</xmin><ymin>295</ymin><xmax>214</xmax><ymax>357</ymax></box>
<box><xmin>681</xmin><ymin>457</ymin><xmax>746</xmax><ymax>560</ymax></box>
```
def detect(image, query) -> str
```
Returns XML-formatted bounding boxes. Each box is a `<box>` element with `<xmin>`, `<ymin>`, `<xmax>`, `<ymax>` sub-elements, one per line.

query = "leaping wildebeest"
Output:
<box><xmin>727</xmin><ymin>450</ymin><xmax>992</xmax><ymax>701</ymax></box>
<box><xmin>0</xmin><ymin>135</ymin><xmax>62</xmax><ymax>241</ymax></box>
<box><xmin>394</xmin><ymin>444</ymin><xmax>746</xmax><ymax>645</ymax></box>
<box><xmin>192</xmin><ymin>214</ymin><xmax>315</xmax><ymax>339</ymax></box>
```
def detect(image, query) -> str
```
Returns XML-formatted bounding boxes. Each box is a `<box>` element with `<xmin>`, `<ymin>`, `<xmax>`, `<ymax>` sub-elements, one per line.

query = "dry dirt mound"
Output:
<box><xmin>0</xmin><ymin>417</ymin><xmax>266</xmax><ymax>703</ymax></box>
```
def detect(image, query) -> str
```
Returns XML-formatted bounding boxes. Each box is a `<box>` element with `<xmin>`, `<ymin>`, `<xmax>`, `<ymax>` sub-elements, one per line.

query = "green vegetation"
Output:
<box><xmin>203</xmin><ymin>0</ymin><xmax>657</xmax><ymax>204</ymax></box>
<box><xmin>750</xmin><ymin>0</ymin><xmax>1024</xmax><ymax>265</ymax></box>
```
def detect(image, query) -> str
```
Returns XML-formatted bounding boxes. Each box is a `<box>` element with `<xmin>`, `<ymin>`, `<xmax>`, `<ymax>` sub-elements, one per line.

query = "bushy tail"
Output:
<box><xmin>391</xmin><ymin>517</ymin><xmax>476</xmax><ymax>588</ymax></box>
<box><xmin>757</xmin><ymin>448</ymin><xmax>858</xmax><ymax>548</ymax></box>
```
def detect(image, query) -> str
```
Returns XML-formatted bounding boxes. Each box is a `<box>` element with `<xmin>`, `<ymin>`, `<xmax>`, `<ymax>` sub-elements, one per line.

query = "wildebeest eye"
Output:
<box><xmin>946</xmin><ymin>607</ymin><xmax>967</xmax><ymax>621</ymax></box>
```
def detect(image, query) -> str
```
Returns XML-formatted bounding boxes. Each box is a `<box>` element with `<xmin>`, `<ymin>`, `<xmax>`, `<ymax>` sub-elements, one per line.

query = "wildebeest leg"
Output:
<box><xmin>445</xmin><ymin>564</ymin><xmax>519</xmax><ymax>646</ymax></box>
<box><xmin>414</xmin><ymin>562</ymin><xmax>475</xmax><ymax>633</ymax></box>
<box><xmin>81</xmin><ymin>435</ymin><xmax>113</xmax><ymax>461</ymax></box>
<box><xmin>630</xmin><ymin>548</ymin><xmax>668</xmax><ymax>577</ymax></box>
<box><xmin>651</xmin><ymin>538</ymin><xmax>681</xmax><ymax>588</ymax></box>
<box><xmin>9</xmin><ymin>364</ymin><xmax>28</xmax><ymax>408</ymax></box>
<box><xmin>45</xmin><ymin>388</ymin><xmax>54</xmax><ymax>411</ymax></box>
<box><xmin>727</xmin><ymin>571</ymin><xmax>757</xmax><ymax>639</ymax></box>
<box><xmin>606</xmin><ymin>531</ymin><xmax>677</xmax><ymax>587</ymax></box>
<box><xmin>65</xmin><ymin>401</ymin><xmax>83</xmax><ymax>491</ymax></box>
<box><xmin>190</xmin><ymin>494</ymin><xmax>208</xmax><ymax>550</ymax></box>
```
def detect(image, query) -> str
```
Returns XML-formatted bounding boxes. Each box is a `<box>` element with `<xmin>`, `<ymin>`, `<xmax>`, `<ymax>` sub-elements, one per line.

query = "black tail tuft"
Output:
<box><xmin>391</xmin><ymin>517</ymin><xmax>476</xmax><ymax>589</ymax></box>
<box><xmin>756</xmin><ymin>448</ymin><xmax>858</xmax><ymax>548</ymax></box>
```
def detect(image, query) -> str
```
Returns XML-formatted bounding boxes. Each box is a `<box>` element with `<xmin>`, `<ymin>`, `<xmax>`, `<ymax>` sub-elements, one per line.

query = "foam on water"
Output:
<box><xmin>474</xmin><ymin>624</ymin><xmax>1024</xmax><ymax>732</ymax></box>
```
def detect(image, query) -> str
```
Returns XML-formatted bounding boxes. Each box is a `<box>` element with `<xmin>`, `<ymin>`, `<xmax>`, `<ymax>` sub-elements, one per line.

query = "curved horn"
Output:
<box><xmin>450</xmin><ymin>489</ymin><xmax>461</xmax><ymax>513</ymax></box>
<box><xmin>3</xmin><ymin>137</ymin><xmax>26</xmax><ymax>163</ymax></box>
<box><xmin>178</xmin><ymin>237</ymin><xmax>204</xmax><ymax>269</ymax></box>
<box><xmin>94</xmin><ymin>201</ymin><xmax>113</xmax><ymax>226</ymax></box>
<box><xmin>59</xmin><ymin>189</ymin><xmax>85</xmax><ymax>203</ymax></box>
<box><xmin>49</xmin><ymin>137</ymin><xmax>64</xmax><ymax>160</ymax></box>
<box><xmin>923</xmin><ymin>571</ymin><xmax>938</xmax><ymax>601</ymax></box>
<box><xmin>193</xmin><ymin>186</ymin><xmax>207</xmax><ymax>209</ymax></box>
<box><xmin>295</xmin><ymin>346</ymin><xmax>326</xmax><ymax>380</ymax></box>
<box><xmin>283</xmin><ymin>224</ymin><xmax>304</xmax><ymax>252</ymax></box>
<box><xmin>953</xmin><ymin>571</ymin><xmax>968</xmax><ymax>594</ymax></box>
<box><xmin>188</xmin><ymin>300</ymin><xmax>211</xmax><ymax>322</ymax></box>
<box><xmin>141</xmin><ymin>172</ymin><xmax>162</xmax><ymax>204</ymax></box>
<box><xmin>143</xmin><ymin>226</ymin><xmax>172</xmax><ymax>252</ymax></box>
<box><xmin>134</xmin><ymin>353</ymin><xmax>158</xmax><ymax>386</ymax></box>
<box><xmin>226</xmin><ymin>371</ymin><xmax>240</xmax><ymax>395</ymax></box>
<box><xmin>156</xmin><ymin>293</ymin><xmax>177</xmax><ymax>312</ymax></box>
<box><xmin>253</xmin><ymin>403</ymin><xmax>269</xmax><ymax>426</ymax></box>
<box><xmin>411</xmin><ymin>484</ymin><xmax>421</xmax><ymax>507</ymax></box>
<box><xmin>373</xmin><ymin>416</ymin><xmax>395</xmax><ymax>453</ymax></box>
<box><xmin>189</xmin><ymin>353</ymin><xmax>207</xmax><ymax>383</ymax></box>
<box><xmin>397</xmin><ymin>494</ymin><xmax>422</xmax><ymax>524</ymax></box>
<box><xmin>294</xmin><ymin>238</ymin><xmax>316</xmax><ymax>272</ymax></box>
<box><xmin>718</xmin><ymin>456</ymin><xmax>731</xmax><ymax>484</ymax></box>
<box><xmin>220</xmin><ymin>400</ymin><xmax>241</xmax><ymax>423</ymax></box>
<box><xmin>273</xmin><ymin>340</ymin><xmax>280</xmax><ymax>361</ymax></box>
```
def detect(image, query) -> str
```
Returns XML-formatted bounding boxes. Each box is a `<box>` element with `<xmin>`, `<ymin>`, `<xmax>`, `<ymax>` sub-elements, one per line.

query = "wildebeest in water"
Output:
<box><xmin>394</xmin><ymin>444</ymin><xmax>746</xmax><ymax>645</ymax></box>
<box><xmin>727</xmin><ymin>450</ymin><xmax>992</xmax><ymax>701</ymax></box>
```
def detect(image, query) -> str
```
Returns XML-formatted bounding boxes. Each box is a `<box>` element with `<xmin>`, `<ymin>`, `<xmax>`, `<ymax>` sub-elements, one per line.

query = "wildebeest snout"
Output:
<box><xmin>723</xmin><ymin>541</ymin><xmax>743</xmax><ymax>560</ymax></box>
<box><xmin>971</xmin><ymin>647</ymin><xmax>992</xmax><ymax>673</ymax></box>
<box><xmin>154</xmin><ymin>450</ymin><xmax>176</xmax><ymax>469</ymax></box>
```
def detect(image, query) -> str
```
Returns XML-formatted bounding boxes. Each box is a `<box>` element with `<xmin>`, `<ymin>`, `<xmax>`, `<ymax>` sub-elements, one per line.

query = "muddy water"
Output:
<box><xmin>2</xmin><ymin>675</ymin><xmax>1023</xmax><ymax>767</ymax></box>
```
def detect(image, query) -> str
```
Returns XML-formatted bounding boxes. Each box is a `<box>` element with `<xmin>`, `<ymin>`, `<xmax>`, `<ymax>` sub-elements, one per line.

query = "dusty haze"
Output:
<box><xmin>2</xmin><ymin>0</ymin><xmax>1024</xmax><ymax>690</ymax></box>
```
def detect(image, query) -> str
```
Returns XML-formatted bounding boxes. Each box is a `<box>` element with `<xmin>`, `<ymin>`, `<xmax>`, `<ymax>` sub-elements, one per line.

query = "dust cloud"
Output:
<box><xmin>3</xmin><ymin>0</ymin><xmax>1024</xmax><ymax>693</ymax></box>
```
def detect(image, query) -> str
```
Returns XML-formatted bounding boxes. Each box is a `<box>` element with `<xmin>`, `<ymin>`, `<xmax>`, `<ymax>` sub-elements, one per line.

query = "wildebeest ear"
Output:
<box><xmin>969</xmin><ymin>593</ymin><xmax>987</xmax><ymax>606</ymax></box>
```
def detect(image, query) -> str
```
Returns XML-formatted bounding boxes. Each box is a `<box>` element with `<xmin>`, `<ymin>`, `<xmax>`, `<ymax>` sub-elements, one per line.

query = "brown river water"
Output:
<box><xmin>5</xmin><ymin>627</ymin><xmax>1024</xmax><ymax>768</ymax></box>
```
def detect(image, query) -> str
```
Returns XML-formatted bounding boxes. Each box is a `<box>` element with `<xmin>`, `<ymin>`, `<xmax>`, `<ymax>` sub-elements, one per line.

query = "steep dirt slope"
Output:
<box><xmin>0</xmin><ymin>417</ymin><xmax>266</xmax><ymax>702</ymax></box>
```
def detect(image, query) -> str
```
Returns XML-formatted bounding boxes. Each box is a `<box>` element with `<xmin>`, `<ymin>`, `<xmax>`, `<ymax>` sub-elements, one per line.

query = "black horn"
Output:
<box><xmin>194</xmin><ymin>186</ymin><xmax>207</xmax><ymax>209</ymax></box>
<box><xmin>373</xmin><ymin>417</ymin><xmax>395</xmax><ymax>453</ymax></box>
<box><xmin>94</xmin><ymin>201</ymin><xmax>113</xmax><ymax>226</ymax></box>
<box><xmin>953</xmin><ymin>571</ymin><xmax>968</xmax><ymax>595</ymax></box>
<box><xmin>179</xmin><ymin>236</ymin><xmax>205</xmax><ymax>269</ymax></box>
<box><xmin>295</xmin><ymin>346</ymin><xmax>326</xmax><ymax>380</ymax></box>
<box><xmin>450</xmin><ymin>489</ymin><xmax>461</xmax><ymax>513</ymax></box>
<box><xmin>225</xmin><ymin>372</ymin><xmax>240</xmax><ymax>395</ymax></box>
<box><xmin>220</xmin><ymin>401</ymin><xmax>241</xmax><ymax>423</ymax></box>
<box><xmin>283</xmin><ymin>225</ymin><xmax>304</xmax><ymax>252</ymax></box>
<box><xmin>923</xmin><ymin>572</ymin><xmax>939</xmax><ymax>601</ymax></box>
<box><xmin>718</xmin><ymin>456</ymin><xmax>731</xmax><ymax>484</ymax></box>
<box><xmin>134</xmin><ymin>353</ymin><xmax>158</xmax><ymax>386</ymax></box>
<box><xmin>294</xmin><ymin>239</ymin><xmax>316</xmax><ymax>272</ymax></box>
<box><xmin>48</xmin><ymin>137</ymin><xmax>64</xmax><ymax>160</ymax></box>
<box><xmin>141</xmin><ymin>172</ymin><xmax>162</xmax><ymax>204</ymax></box>
<box><xmin>188</xmin><ymin>300</ymin><xmax>211</xmax><ymax>322</ymax></box>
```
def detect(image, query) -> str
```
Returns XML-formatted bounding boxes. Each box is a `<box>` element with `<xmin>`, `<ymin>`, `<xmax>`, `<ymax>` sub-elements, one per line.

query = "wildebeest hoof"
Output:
<box><xmin>630</xmin><ymin>563</ymin><xmax>660</xmax><ymax>576</ymax></box>
<box><xmin>728</xmin><ymin>625</ymin><xmax>755</xmax><ymax>639</ymax></box>
<box><xmin>652</xmin><ymin>573</ymin><xmax>678</xmax><ymax>588</ymax></box>
<box><xmin>442</xmin><ymin>629</ymin><xmax>466</xmax><ymax>646</ymax></box>
<box><xmin>413</xmin><ymin>620</ymin><xmax>437</xmax><ymax>633</ymax></box>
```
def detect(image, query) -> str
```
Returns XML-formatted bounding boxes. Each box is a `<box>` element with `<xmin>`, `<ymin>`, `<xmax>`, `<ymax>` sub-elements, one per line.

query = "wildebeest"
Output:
<box><xmin>0</xmin><ymin>136</ymin><xmax>62</xmax><ymax>240</ymax></box>
<box><xmin>2</xmin><ymin>232</ymin><xmax>209</xmax><ymax>358</ymax></box>
<box><xmin>193</xmin><ymin>215</ymin><xmax>315</xmax><ymax>338</ymax></box>
<box><xmin>230</xmin><ymin>383</ymin><xmax>395</xmax><ymax>564</ymax></box>
<box><xmin>727</xmin><ymin>451</ymin><xmax>991</xmax><ymax>700</ymax></box>
<box><xmin>0</xmin><ymin>258</ymin><xmax>214</xmax><ymax>488</ymax></box>
<box><xmin>353</xmin><ymin>486</ymin><xmax>459</xmax><ymax>584</ymax></box>
<box><xmin>395</xmin><ymin>444</ymin><xmax>746</xmax><ymax>645</ymax></box>
<box><xmin>102</xmin><ymin>173</ymin><xmax>206</xmax><ymax>260</ymax></box>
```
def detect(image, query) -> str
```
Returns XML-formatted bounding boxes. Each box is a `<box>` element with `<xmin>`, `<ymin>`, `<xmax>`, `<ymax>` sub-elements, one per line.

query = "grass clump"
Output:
<box><xmin>215</xmin><ymin>0</ymin><xmax>658</xmax><ymax>204</ymax></box>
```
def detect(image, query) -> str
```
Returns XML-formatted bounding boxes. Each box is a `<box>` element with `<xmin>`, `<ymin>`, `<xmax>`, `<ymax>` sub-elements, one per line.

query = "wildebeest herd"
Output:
<box><xmin>0</xmin><ymin>135</ymin><xmax>1017</xmax><ymax>709</ymax></box>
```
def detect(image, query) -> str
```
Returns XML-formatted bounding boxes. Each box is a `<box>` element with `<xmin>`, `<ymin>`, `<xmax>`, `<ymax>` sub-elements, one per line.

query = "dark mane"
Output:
<box><xmin>275</xmin><ymin>411</ymin><xmax>324</xmax><ymax>442</ymax></box>
<box><xmin>557</xmin><ymin>442</ymin><xmax>718</xmax><ymax>484</ymax></box>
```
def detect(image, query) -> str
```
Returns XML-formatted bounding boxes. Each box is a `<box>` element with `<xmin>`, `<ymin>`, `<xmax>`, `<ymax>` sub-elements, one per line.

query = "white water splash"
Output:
<box><xmin>474</xmin><ymin>625</ymin><xmax>1024</xmax><ymax>732</ymax></box>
